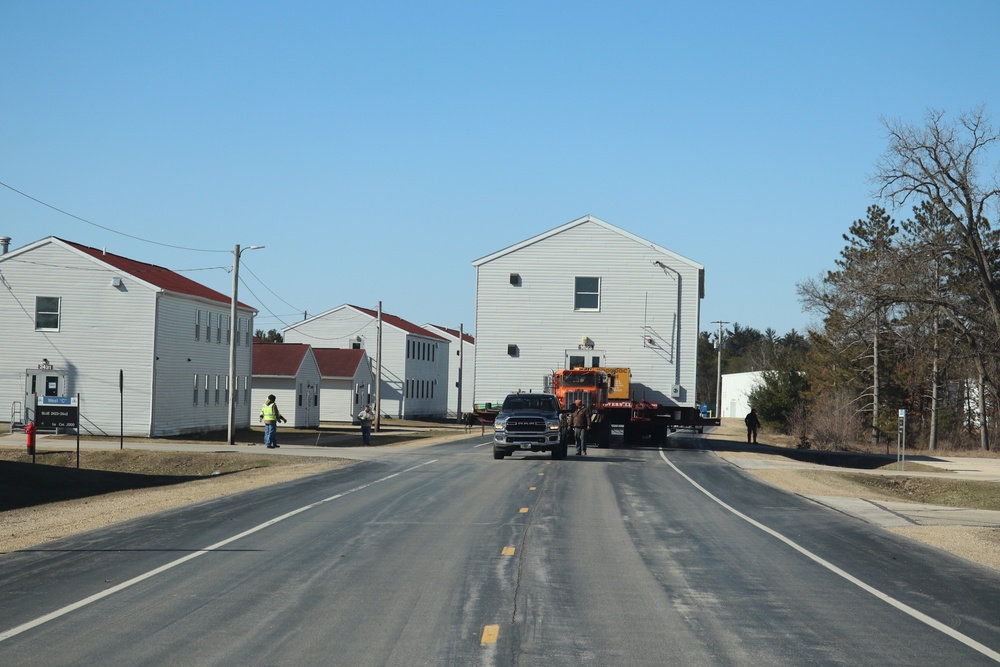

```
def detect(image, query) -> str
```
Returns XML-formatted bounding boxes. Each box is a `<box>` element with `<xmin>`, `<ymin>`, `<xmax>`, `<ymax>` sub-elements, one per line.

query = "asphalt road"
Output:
<box><xmin>1</xmin><ymin>434</ymin><xmax>999</xmax><ymax>666</ymax></box>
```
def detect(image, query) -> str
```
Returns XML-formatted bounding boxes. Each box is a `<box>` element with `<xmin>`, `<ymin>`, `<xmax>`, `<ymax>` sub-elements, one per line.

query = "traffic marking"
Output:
<box><xmin>481</xmin><ymin>624</ymin><xmax>499</xmax><ymax>645</ymax></box>
<box><xmin>658</xmin><ymin>448</ymin><xmax>1000</xmax><ymax>664</ymax></box>
<box><xmin>501</xmin><ymin>546</ymin><xmax>515</xmax><ymax>556</ymax></box>
<box><xmin>529</xmin><ymin>486</ymin><xmax>536</xmax><ymax>490</ymax></box>
<box><xmin>519</xmin><ymin>507</ymin><xmax>529</xmax><ymax>513</ymax></box>
<box><xmin>0</xmin><ymin>459</ymin><xmax>441</xmax><ymax>643</ymax></box>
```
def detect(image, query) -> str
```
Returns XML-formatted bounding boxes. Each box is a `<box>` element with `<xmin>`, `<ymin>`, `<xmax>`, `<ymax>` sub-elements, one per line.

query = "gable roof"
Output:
<box><xmin>284</xmin><ymin>304</ymin><xmax>447</xmax><ymax>341</ymax></box>
<box><xmin>314</xmin><ymin>348</ymin><xmax>368</xmax><ymax>378</ymax></box>
<box><xmin>470</xmin><ymin>214</ymin><xmax>704</xmax><ymax>271</ymax></box>
<box><xmin>7</xmin><ymin>237</ymin><xmax>253</xmax><ymax>309</ymax></box>
<box><xmin>253</xmin><ymin>342</ymin><xmax>313</xmax><ymax>376</ymax></box>
<box><xmin>349</xmin><ymin>305</ymin><xmax>448</xmax><ymax>340</ymax></box>
<box><xmin>425</xmin><ymin>324</ymin><xmax>475</xmax><ymax>345</ymax></box>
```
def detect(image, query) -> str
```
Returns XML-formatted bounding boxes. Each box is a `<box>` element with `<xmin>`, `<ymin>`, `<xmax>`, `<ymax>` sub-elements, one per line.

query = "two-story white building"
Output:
<box><xmin>0</xmin><ymin>237</ymin><xmax>256</xmax><ymax>437</ymax></box>
<box><xmin>423</xmin><ymin>324</ymin><xmax>475</xmax><ymax>419</ymax></box>
<box><xmin>282</xmin><ymin>305</ymin><xmax>449</xmax><ymax>419</ymax></box>
<box><xmin>471</xmin><ymin>215</ymin><xmax>705</xmax><ymax>408</ymax></box>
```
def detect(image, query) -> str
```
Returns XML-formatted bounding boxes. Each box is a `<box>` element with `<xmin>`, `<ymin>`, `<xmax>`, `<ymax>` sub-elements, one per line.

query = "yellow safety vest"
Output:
<box><xmin>260</xmin><ymin>402</ymin><xmax>277</xmax><ymax>421</ymax></box>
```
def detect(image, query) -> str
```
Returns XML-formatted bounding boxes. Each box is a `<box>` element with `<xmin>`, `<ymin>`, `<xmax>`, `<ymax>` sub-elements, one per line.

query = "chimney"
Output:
<box><xmin>0</xmin><ymin>237</ymin><xmax>10</xmax><ymax>255</ymax></box>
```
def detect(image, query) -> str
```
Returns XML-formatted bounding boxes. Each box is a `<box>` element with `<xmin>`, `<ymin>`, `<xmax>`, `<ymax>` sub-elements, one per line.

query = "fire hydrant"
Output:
<box><xmin>25</xmin><ymin>421</ymin><xmax>36</xmax><ymax>456</ymax></box>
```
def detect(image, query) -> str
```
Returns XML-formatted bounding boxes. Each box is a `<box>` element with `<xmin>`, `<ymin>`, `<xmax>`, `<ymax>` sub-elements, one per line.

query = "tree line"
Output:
<box><xmin>703</xmin><ymin>107</ymin><xmax>1000</xmax><ymax>452</ymax></box>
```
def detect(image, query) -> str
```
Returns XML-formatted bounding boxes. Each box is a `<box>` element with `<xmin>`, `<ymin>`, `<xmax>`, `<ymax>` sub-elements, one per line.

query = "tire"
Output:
<box><xmin>493</xmin><ymin>447</ymin><xmax>505</xmax><ymax>460</ymax></box>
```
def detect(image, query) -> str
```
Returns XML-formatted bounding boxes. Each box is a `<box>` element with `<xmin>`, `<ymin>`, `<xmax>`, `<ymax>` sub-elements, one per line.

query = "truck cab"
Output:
<box><xmin>492</xmin><ymin>393</ymin><xmax>571</xmax><ymax>460</ymax></box>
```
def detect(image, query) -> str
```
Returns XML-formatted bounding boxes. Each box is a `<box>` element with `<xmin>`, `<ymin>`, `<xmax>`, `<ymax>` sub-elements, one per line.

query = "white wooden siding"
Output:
<box><xmin>473</xmin><ymin>220</ymin><xmax>703</xmax><ymax>408</ymax></box>
<box><xmin>283</xmin><ymin>306</ymin><xmax>449</xmax><ymax>419</ymax></box>
<box><xmin>0</xmin><ymin>239</ymin><xmax>254</xmax><ymax>437</ymax></box>
<box><xmin>152</xmin><ymin>295</ymin><xmax>254</xmax><ymax>436</ymax></box>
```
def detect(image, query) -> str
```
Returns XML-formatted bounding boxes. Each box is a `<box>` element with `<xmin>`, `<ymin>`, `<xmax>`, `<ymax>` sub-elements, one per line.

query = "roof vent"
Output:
<box><xmin>0</xmin><ymin>237</ymin><xmax>10</xmax><ymax>254</ymax></box>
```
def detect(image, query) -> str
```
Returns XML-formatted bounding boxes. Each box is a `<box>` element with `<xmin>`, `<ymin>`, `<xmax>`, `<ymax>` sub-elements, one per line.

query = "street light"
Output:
<box><xmin>711</xmin><ymin>320</ymin><xmax>728</xmax><ymax>419</ymax></box>
<box><xmin>228</xmin><ymin>243</ymin><xmax>264</xmax><ymax>446</ymax></box>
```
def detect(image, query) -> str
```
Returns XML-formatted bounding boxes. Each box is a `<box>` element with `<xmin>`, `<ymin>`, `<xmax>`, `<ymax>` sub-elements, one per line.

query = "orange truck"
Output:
<box><xmin>550</xmin><ymin>366</ymin><xmax>719</xmax><ymax>447</ymax></box>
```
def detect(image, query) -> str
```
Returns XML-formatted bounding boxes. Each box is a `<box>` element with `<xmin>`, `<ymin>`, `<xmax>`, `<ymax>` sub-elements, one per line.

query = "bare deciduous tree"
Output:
<box><xmin>875</xmin><ymin>106</ymin><xmax>1000</xmax><ymax>449</ymax></box>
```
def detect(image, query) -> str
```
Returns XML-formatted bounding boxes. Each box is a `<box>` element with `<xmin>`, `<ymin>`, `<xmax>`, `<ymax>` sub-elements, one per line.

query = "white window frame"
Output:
<box><xmin>574</xmin><ymin>276</ymin><xmax>601</xmax><ymax>311</ymax></box>
<box><xmin>35</xmin><ymin>296</ymin><xmax>61</xmax><ymax>331</ymax></box>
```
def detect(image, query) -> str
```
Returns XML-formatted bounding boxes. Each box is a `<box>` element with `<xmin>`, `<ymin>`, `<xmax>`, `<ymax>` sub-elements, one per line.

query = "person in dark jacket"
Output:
<box><xmin>571</xmin><ymin>400</ymin><xmax>590</xmax><ymax>455</ymax></box>
<box><xmin>745</xmin><ymin>407</ymin><xmax>760</xmax><ymax>444</ymax></box>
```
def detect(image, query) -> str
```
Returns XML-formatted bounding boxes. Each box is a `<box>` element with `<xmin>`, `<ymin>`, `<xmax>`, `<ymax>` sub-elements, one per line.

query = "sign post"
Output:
<box><xmin>897</xmin><ymin>408</ymin><xmax>906</xmax><ymax>471</ymax></box>
<box><xmin>38</xmin><ymin>396</ymin><xmax>82</xmax><ymax>468</ymax></box>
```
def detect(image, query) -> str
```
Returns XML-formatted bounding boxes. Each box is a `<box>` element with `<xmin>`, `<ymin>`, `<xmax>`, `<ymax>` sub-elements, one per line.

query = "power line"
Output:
<box><xmin>0</xmin><ymin>179</ymin><xmax>225</xmax><ymax>253</ymax></box>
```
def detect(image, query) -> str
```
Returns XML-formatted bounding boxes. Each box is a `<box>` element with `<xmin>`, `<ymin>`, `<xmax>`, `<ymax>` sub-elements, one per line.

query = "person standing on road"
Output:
<box><xmin>358</xmin><ymin>403</ymin><xmax>375</xmax><ymax>445</ymax></box>
<box><xmin>745</xmin><ymin>407</ymin><xmax>760</xmax><ymax>444</ymax></box>
<box><xmin>259</xmin><ymin>394</ymin><xmax>287</xmax><ymax>448</ymax></box>
<box><xmin>571</xmin><ymin>399</ymin><xmax>590</xmax><ymax>455</ymax></box>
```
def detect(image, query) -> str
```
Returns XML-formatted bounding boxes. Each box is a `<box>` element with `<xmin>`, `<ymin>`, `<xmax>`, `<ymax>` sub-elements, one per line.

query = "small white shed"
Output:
<box><xmin>251</xmin><ymin>342</ymin><xmax>322</xmax><ymax>428</ymax></box>
<box><xmin>720</xmin><ymin>371</ymin><xmax>764</xmax><ymax>419</ymax></box>
<box><xmin>314</xmin><ymin>348</ymin><xmax>374</xmax><ymax>423</ymax></box>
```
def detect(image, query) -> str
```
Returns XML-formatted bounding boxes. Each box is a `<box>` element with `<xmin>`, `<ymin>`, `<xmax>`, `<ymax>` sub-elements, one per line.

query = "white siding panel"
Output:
<box><xmin>474</xmin><ymin>221</ymin><xmax>703</xmax><ymax>407</ymax></box>
<box><xmin>0</xmin><ymin>242</ymin><xmax>155</xmax><ymax>435</ymax></box>
<box><xmin>152</xmin><ymin>295</ymin><xmax>253</xmax><ymax>436</ymax></box>
<box><xmin>284</xmin><ymin>306</ymin><xmax>448</xmax><ymax>419</ymax></box>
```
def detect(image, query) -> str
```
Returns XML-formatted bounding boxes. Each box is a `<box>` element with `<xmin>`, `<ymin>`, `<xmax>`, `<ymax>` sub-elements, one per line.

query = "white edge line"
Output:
<box><xmin>0</xmin><ymin>459</ymin><xmax>438</xmax><ymax>643</ymax></box>
<box><xmin>658</xmin><ymin>448</ymin><xmax>1000</xmax><ymax>663</ymax></box>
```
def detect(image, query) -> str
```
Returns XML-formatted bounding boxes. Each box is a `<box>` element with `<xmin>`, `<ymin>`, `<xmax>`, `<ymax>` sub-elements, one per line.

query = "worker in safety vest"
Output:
<box><xmin>259</xmin><ymin>394</ymin><xmax>287</xmax><ymax>448</ymax></box>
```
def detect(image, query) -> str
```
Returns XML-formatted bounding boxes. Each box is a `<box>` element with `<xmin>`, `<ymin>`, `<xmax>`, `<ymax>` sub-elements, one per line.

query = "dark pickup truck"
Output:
<box><xmin>492</xmin><ymin>392</ymin><xmax>572</xmax><ymax>460</ymax></box>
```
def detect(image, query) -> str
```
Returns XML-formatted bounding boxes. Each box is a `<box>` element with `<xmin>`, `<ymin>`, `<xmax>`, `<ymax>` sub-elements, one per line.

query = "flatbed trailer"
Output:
<box><xmin>552</xmin><ymin>368</ymin><xmax>719</xmax><ymax>446</ymax></box>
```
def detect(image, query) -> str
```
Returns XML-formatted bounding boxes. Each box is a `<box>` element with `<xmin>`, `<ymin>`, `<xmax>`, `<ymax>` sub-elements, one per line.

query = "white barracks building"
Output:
<box><xmin>471</xmin><ymin>215</ymin><xmax>705</xmax><ymax>409</ymax></box>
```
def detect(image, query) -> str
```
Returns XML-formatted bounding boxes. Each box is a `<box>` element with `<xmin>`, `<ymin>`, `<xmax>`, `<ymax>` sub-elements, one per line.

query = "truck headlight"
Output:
<box><xmin>494</xmin><ymin>416</ymin><xmax>508</xmax><ymax>429</ymax></box>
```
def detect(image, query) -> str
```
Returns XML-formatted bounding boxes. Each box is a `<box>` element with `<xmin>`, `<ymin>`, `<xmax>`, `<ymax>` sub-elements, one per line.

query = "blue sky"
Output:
<box><xmin>3</xmin><ymin>1</ymin><xmax>999</xmax><ymax>338</ymax></box>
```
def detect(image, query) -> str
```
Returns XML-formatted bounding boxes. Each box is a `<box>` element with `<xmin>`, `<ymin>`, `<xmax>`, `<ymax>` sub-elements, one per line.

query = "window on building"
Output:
<box><xmin>193</xmin><ymin>374</ymin><xmax>199</xmax><ymax>405</ymax></box>
<box><xmin>215</xmin><ymin>375</ymin><xmax>220</xmax><ymax>405</ymax></box>
<box><xmin>224</xmin><ymin>376</ymin><xmax>230</xmax><ymax>404</ymax></box>
<box><xmin>204</xmin><ymin>374</ymin><xmax>210</xmax><ymax>405</ymax></box>
<box><xmin>574</xmin><ymin>277</ymin><xmax>601</xmax><ymax>310</ymax></box>
<box><xmin>298</xmin><ymin>383</ymin><xmax>303</xmax><ymax>407</ymax></box>
<box><xmin>195</xmin><ymin>311</ymin><xmax>201</xmax><ymax>341</ymax></box>
<box><xmin>243</xmin><ymin>376</ymin><xmax>250</xmax><ymax>405</ymax></box>
<box><xmin>217</xmin><ymin>316</ymin><xmax>222</xmax><ymax>343</ymax></box>
<box><xmin>207</xmin><ymin>313</ymin><xmax>214</xmax><ymax>344</ymax></box>
<box><xmin>35</xmin><ymin>296</ymin><xmax>61</xmax><ymax>331</ymax></box>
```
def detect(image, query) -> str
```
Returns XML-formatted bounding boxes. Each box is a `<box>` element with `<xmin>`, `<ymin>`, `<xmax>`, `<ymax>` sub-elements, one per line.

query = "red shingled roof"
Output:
<box><xmin>63</xmin><ymin>239</ymin><xmax>250</xmax><ymax>308</ymax></box>
<box><xmin>314</xmin><ymin>348</ymin><xmax>367</xmax><ymax>378</ymax></box>
<box><xmin>253</xmin><ymin>342</ymin><xmax>311</xmax><ymax>376</ymax></box>
<box><xmin>427</xmin><ymin>324</ymin><xmax>475</xmax><ymax>344</ymax></box>
<box><xmin>349</xmin><ymin>305</ymin><xmax>446</xmax><ymax>340</ymax></box>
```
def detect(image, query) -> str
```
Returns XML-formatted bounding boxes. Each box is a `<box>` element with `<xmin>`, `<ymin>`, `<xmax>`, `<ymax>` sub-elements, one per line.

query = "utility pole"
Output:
<box><xmin>228</xmin><ymin>243</ymin><xmax>264</xmax><ymax>446</ymax></box>
<box><xmin>456</xmin><ymin>323</ymin><xmax>464</xmax><ymax>424</ymax></box>
<box><xmin>711</xmin><ymin>320</ymin><xmax>729</xmax><ymax>419</ymax></box>
<box><xmin>374</xmin><ymin>301</ymin><xmax>383</xmax><ymax>432</ymax></box>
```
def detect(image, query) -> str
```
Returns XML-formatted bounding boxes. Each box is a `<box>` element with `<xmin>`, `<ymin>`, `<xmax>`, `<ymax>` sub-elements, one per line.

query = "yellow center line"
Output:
<box><xmin>481</xmin><ymin>624</ymin><xmax>500</xmax><ymax>645</ymax></box>
<box><xmin>519</xmin><ymin>507</ymin><xmax>529</xmax><ymax>513</ymax></box>
<box><xmin>529</xmin><ymin>486</ymin><xmax>536</xmax><ymax>490</ymax></box>
<box><xmin>501</xmin><ymin>546</ymin><xmax>515</xmax><ymax>556</ymax></box>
